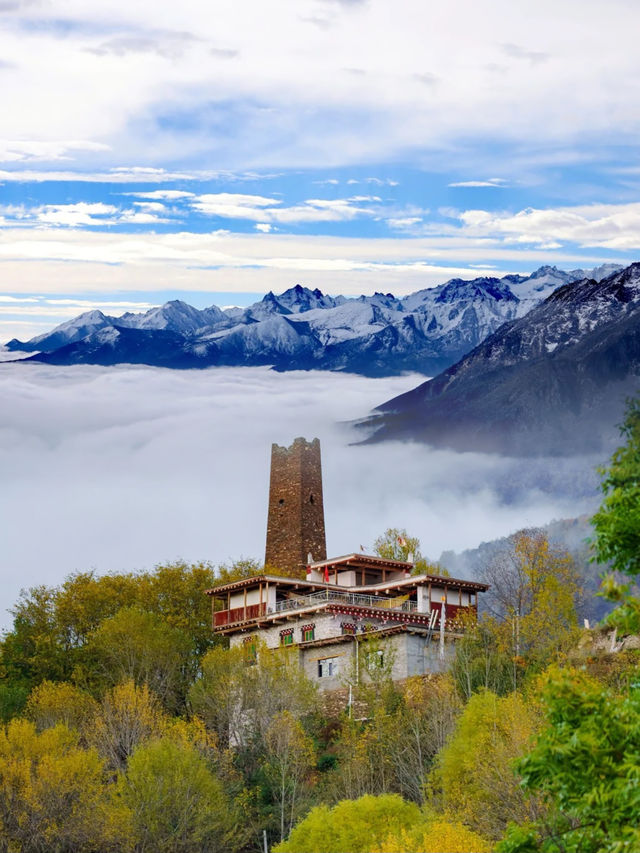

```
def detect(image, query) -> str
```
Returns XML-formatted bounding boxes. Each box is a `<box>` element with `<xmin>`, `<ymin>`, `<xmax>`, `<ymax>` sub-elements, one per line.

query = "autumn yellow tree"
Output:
<box><xmin>477</xmin><ymin>530</ymin><xmax>581</xmax><ymax>687</ymax></box>
<box><xmin>25</xmin><ymin>680</ymin><xmax>97</xmax><ymax>733</ymax></box>
<box><xmin>430</xmin><ymin>689</ymin><xmax>544</xmax><ymax>840</ymax></box>
<box><xmin>0</xmin><ymin>718</ymin><xmax>132</xmax><ymax>852</ymax></box>
<box><xmin>374</xmin><ymin>818</ymin><xmax>492</xmax><ymax>853</ymax></box>
<box><xmin>88</xmin><ymin>679</ymin><xmax>167</xmax><ymax>771</ymax></box>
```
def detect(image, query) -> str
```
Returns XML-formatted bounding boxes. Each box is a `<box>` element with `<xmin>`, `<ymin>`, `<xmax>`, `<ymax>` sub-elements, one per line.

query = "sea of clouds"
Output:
<box><xmin>0</xmin><ymin>363</ymin><xmax>603</xmax><ymax>631</ymax></box>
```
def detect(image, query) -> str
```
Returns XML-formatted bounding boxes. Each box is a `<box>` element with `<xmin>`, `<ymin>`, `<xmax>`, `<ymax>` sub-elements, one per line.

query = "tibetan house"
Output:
<box><xmin>206</xmin><ymin>552</ymin><xmax>488</xmax><ymax>689</ymax></box>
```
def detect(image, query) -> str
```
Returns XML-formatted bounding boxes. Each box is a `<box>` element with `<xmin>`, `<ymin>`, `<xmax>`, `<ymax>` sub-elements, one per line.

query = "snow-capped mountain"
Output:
<box><xmin>363</xmin><ymin>263</ymin><xmax>640</xmax><ymax>455</ymax></box>
<box><xmin>5</xmin><ymin>265</ymin><xmax>624</xmax><ymax>376</ymax></box>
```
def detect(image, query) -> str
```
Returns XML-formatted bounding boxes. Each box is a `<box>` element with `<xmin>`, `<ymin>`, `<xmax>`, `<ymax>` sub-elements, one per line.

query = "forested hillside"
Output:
<box><xmin>1</xmin><ymin>405</ymin><xmax>639</xmax><ymax>852</ymax></box>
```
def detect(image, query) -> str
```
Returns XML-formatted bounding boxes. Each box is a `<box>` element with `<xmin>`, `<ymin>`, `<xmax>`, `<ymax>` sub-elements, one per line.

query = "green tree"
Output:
<box><xmin>373</xmin><ymin>528</ymin><xmax>443</xmax><ymax>575</ymax></box>
<box><xmin>121</xmin><ymin>736</ymin><xmax>237</xmax><ymax>853</ymax></box>
<box><xmin>451</xmin><ymin>614</ymin><xmax>513</xmax><ymax>699</ymax></box>
<box><xmin>0</xmin><ymin>585</ymin><xmax>69</xmax><ymax>689</ymax></box>
<box><xmin>189</xmin><ymin>644</ymin><xmax>317</xmax><ymax>768</ymax></box>
<box><xmin>88</xmin><ymin>606</ymin><xmax>193</xmax><ymax>710</ymax></box>
<box><xmin>263</xmin><ymin>710</ymin><xmax>316</xmax><ymax>842</ymax></box>
<box><xmin>273</xmin><ymin>793</ymin><xmax>422</xmax><ymax>853</ymax></box>
<box><xmin>591</xmin><ymin>397</ymin><xmax>640</xmax><ymax>633</ymax></box>
<box><xmin>591</xmin><ymin>397</ymin><xmax>640</xmax><ymax>576</ymax></box>
<box><xmin>498</xmin><ymin>666</ymin><xmax>640</xmax><ymax>853</ymax></box>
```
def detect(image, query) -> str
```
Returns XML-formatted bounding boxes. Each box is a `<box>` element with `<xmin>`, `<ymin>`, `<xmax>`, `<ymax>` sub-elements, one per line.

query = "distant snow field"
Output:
<box><xmin>0</xmin><ymin>363</ymin><xmax>601</xmax><ymax>630</ymax></box>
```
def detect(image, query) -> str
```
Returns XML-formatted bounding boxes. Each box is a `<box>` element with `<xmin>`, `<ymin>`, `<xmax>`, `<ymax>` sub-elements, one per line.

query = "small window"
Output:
<box><xmin>366</xmin><ymin>649</ymin><xmax>384</xmax><ymax>670</ymax></box>
<box><xmin>341</xmin><ymin>622</ymin><xmax>357</xmax><ymax>636</ymax></box>
<box><xmin>242</xmin><ymin>636</ymin><xmax>257</xmax><ymax>664</ymax></box>
<box><xmin>278</xmin><ymin>498</ymin><xmax>285</xmax><ymax>505</ymax></box>
<box><xmin>317</xmin><ymin>656</ymin><xmax>339</xmax><ymax>678</ymax></box>
<box><xmin>301</xmin><ymin>624</ymin><xmax>315</xmax><ymax>642</ymax></box>
<box><xmin>309</xmin><ymin>494</ymin><xmax>315</xmax><ymax>504</ymax></box>
<box><xmin>280</xmin><ymin>629</ymin><xmax>294</xmax><ymax>646</ymax></box>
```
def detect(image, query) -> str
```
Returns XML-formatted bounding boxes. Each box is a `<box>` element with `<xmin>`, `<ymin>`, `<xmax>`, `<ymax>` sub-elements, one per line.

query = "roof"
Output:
<box><xmin>308</xmin><ymin>553</ymin><xmax>414</xmax><ymax>571</ymax></box>
<box><xmin>205</xmin><ymin>569</ymin><xmax>488</xmax><ymax>597</ymax></box>
<box><xmin>205</xmin><ymin>574</ymin><xmax>331</xmax><ymax>597</ymax></box>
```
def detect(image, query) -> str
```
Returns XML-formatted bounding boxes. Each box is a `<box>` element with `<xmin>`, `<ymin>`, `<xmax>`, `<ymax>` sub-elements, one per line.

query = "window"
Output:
<box><xmin>317</xmin><ymin>656</ymin><xmax>339</xmax><ymax>678</ymax></box>
<box><xmin>280</xmin><ymin>629</ymin><xmax>294</xmax><ymax>646</ymax></box>
<box><xmin>301</xmin><ymin>624</ymin><xmax>315</xmax><ymax>642</ymax></box>
<box><xmin>365</xmin><ymin>649</ymin><xmax>384</xmax><ymax>670</ymax></box>
<box><xmin>341</xmin><ymin>622</ymin><xmax>357</xmax><ymax>635</ymax></box>
<box><xmin>242</xmin><ymin>636</ymin><xmax>257</xmax><ymax>664</ymax></box>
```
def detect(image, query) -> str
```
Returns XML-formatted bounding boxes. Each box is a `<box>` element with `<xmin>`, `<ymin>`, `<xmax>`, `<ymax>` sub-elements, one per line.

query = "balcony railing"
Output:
<box><xmin>213</xmin><ymin>590</ymin><xmax>473</xmax><ymax>630</ymax></box>
<box><xmin>273</xmin><ymin>589</ymin><xmax>420</xmax><ymax>615</ymax></box>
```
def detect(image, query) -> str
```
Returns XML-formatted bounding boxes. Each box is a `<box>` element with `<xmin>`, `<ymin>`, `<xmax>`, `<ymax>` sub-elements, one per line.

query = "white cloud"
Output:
<box><xmin>188</xmin><ymin>192</ymin><xmax>379</xmax><ymax>224</ymax></box>
<box><xmin>0</xmin><ymin>226</ymin><xmax>619</xmax><ymax>308</ymax></box>
<box><xmin>448</xmin><ymin>178</ymin><xmax>508</xmax><ymax>187</ymax></box>
<box><xmin>255</xmin><ymin>223</ymin><xmax>272</xmax><ymax>232</ymax></box>
<box><xmin>0</xmin><ymin>363</ymin><xmax>600</xmax><ymax>631</ymax></box>
<box><xmin>0</xmin><ymin>139</ymin><xmax>110</xmax><ymax>163</ymax></box>
<box><xmin>0</xmin><ymin>0</ymin><xmax>636</xmax><ymax>173</ymax></box>
<box><xmin>133</xmin><ymin>201</ymin><xmax>167</xmax><ymax>212</ymax></box>
<box><xmin>125</xmin><ymin>189</ymin><xmax>196</xmax><ymax>199</ymax></box>
<box><xmin>0</xmin><ymin>169</ymin><xmax>204</xmax><ymax>183</ymax></box>
<box><xmin>454</xmin><ymin>202</ymin><xmax>640</xmax><ymax>249</ymax></box>
<box><xmin>36</xmin><ymin>202</ymin><xmax>119</xmax><ymax>227</ymax></box>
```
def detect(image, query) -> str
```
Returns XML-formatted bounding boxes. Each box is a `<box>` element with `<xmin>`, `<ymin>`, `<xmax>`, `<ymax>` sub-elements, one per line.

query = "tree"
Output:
<box><xmin>591</xmin><ymin>396</ymin><xmax>640</xmax><ymax>576</ymax></box>
<box><xmin>263</xmin><ymin>710</ymin><xmax>316</xmax><ymax>842</ymax></box>
<box><xmin>0</xmin><ymin>719</ymin><xmax>131</xmax><ymax>852</ymax></box>
<box><xmin>88</xmin><ymin>679</ymin><xmax>167</xmax><ymax>772</ymax></box>
<box><xmin>373</xmin><ymin>528</ymin><xmax>443</xmax><ymax>575</ymax></box>
<box><xmin>430</xmin><ymin>689</ymin><xmax>544</xmax><ymax>841</ymax></box>
<box><xmin>88</xmin><ymin>606</ymin><xmax>193</xmax><ymax>711</ymax></box>
<box><xmin>479</xmin><ymin>530</ymin><xmax>580</xmax><ymax>681</ymax></box>
<box><xmin>121</xmin><ymin>737</ymin><xmax>237</xmax><ymax>853</ymax></box>
<box><xmin>25</xmin><ymin>680</ymin><xmax>97</xmax><ymax>733</ymax></box>
<box><xmin>591</xmin><ymin>397</ymin><xmax>640</xmax><ymax>633</ymax></box>
<box><xmin>0</xmin><ymin>585</ymin><xmax>69</xmax><ymax>689</ymax></box>
<box><xmin>451</xmin><ymin>614</ymin><xmax>513</xmax><ymax>699</ymax></box>
<box><xmin>189</xmin><ymin>644</ymin><xmax>317</xmax><ymax>769</ymax></box>
<box><xmin>498</xmin><ymin>666</ymin><xmax>640</xmax><ymax>853</ymax></box>
<box><xmin>374</xmin><ymin>818</ymin><xmax>492</xmax><ymax>853</ymax></box>
<box><xmin>390</xmin><ymin>675</ymin><xmax>461</xmax><ymax>802</ymax></box>
<box><xmin>273</xmin><ymin>794</ymin><xmax>423</xmax><ymax>853</ymax></box>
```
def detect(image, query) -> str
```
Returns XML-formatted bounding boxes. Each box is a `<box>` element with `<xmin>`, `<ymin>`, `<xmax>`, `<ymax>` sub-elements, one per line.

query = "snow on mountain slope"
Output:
<box><xmin>11</xmin><ymin>265</ymin><xmax>628</xmax><ymax>376</ymax></box>
<box><xmin>6</xmin><ymin>309</ymin><xmax>114</xmax><ymax>353</ymax></box>
<box><xmin>364</xmin><ymin>263</ymin><xmax>640</xmax><ymax>454</ymax></box>
<box><xmin>117</xmin><ymin>300</ymin><xmax>227</xmax><ymax>334</ymax></box>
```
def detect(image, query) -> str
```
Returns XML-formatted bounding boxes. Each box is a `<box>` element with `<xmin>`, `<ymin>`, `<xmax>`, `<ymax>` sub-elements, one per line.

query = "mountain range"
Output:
<box><xmin>362</xmin><ymin>263</ymin><xmax>640</xmax><ymax>455</ymax></box>
<box><xmin>5</xmin><ymin>263</ymin><xmax>621</xmax><ymax>377</ymax></box>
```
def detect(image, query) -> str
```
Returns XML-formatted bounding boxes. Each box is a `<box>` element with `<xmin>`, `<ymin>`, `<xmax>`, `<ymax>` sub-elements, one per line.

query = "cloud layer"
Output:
<box><xmin>0</xmin><ymin>0</ymin><xmax>639</xmax><ymax>171</ymax></box>
<box><xmin>0</xmin><ymin>363</ymin><xmax>601</xmax><ymax>631</ymax></box>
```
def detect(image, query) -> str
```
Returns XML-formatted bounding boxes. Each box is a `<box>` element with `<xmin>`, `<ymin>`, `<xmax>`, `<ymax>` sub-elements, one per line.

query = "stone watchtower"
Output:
<box><xmin>265</xmin><ymin>437</ymin><xmax>327</xmax><ymax>575</ymax></box>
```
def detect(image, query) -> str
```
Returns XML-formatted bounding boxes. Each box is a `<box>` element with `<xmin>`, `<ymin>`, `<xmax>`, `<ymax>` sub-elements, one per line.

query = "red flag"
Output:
<box><xmin>324</xmin><ymin>566</ymin><xmax>330</xmax><ymax>583</ymax></box>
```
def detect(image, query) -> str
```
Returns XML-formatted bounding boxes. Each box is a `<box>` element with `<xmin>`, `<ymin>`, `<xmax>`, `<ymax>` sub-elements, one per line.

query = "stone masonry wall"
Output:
<box><xmin>264</xmin><ymin>437</ymin><xmax>327</xmax><ymax>574</ymax></box>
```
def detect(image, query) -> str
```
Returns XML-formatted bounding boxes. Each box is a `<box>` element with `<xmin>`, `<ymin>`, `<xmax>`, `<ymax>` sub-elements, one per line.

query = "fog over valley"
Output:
<box><xmin>0</xmin><ymin>363</ymin><xmax>602</xmax><ymax>631</ymax></box>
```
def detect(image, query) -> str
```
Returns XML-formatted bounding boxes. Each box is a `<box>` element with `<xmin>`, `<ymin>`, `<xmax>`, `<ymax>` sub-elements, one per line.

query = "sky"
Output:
<box><xmin>1</xmin><ymin>0</ymin><xmax>640</xmax><ymax>340</ymax></box>
<box><xmin>0</xmin><ymin>364</ymin><xmax>601</xmax><ymax>630</ymax></box>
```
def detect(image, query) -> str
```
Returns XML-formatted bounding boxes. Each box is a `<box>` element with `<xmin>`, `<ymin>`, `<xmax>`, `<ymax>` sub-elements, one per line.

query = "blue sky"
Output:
<box><xmin>2</xmin><ymin>0</ymin><xmax>640</xmax><ymax>340</ymax></box>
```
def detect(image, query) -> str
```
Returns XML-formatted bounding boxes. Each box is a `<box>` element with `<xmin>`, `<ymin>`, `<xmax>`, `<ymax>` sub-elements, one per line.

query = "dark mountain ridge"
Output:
<box><xmin>360</xmin><ymin>263</ymin><xmax>640</xmax><ymax>455</ymax></box>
